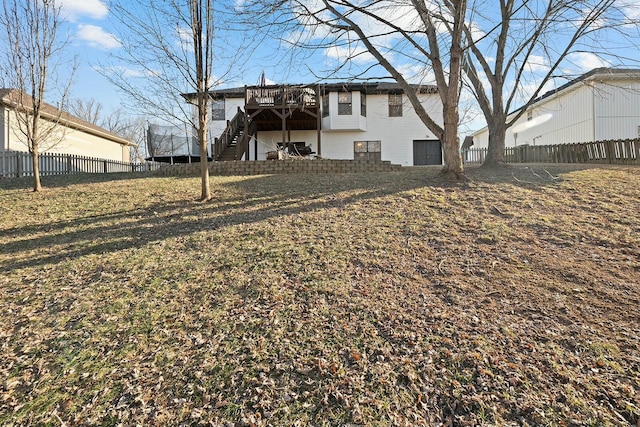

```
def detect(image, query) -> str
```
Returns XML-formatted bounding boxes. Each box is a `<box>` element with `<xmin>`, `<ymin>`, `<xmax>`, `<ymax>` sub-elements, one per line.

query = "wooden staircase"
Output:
<box><xmin>214</xmin><ymin>107</ymin><xmax>254</xmax><ymax>161</ymax></box>
<box><xmin>217</xmin><ymin>124</ymin><xmax>244</xmax><ymax>161</ymax></box>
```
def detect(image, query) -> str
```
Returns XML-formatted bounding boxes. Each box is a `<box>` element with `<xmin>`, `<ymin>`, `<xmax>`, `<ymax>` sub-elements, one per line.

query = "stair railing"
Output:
<box><xmin>236</xmin><ymin>118</ymin><xmax>257</xmax><ymax>161</ymax></box>
<box><xmin>214</xmin><ymin>106</ymin><xmax>244</xmax><ymax>160</ymax></box>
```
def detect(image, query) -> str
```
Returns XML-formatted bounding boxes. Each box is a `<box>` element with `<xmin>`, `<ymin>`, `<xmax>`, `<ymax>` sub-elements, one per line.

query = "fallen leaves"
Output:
<box><xmin>0</xmin><ymin>165</ymin><xmax>639</xmax><ymax>425</ymax></box>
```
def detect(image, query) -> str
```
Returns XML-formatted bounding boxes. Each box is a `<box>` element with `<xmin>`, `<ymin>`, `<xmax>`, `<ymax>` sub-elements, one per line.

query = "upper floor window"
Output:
<box><xmin>338</xmin><ymin>92</ymin><xmax>352</xmax><ymax>115</ymax></box>
<box><xmin>212</xmin><ymin>99</ymin><xmax>225</xmax><ymax>120</ymax></box>
<box><xmin>389</xmin><ymin>94</ymin><xmax>402</xmax><ymax>117</ymax></box>
<box><xmin>360</xmin><ymin>92</ymin><xmax>367</xmax><ymax>117</ymax></box>
<box><xmin>322</xmin><ymin>94</ymin><xmax>329</xmax><ymax>117</ymax></box>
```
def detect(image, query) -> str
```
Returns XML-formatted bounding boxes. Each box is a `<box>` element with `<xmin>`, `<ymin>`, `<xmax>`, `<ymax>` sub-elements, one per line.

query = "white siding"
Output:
<box><xmin>593</xmin><ymin>81</ymin><xmax>640</xmax><ymax>140</ymax></box>
<box><xmin>0</xmin><ymin>108</ymin><xmax>6</xmax><ymax>151</ymax></box>
<box><xmin>249</xmin><ymin>92</ymin><xmax>441</xmax><ymax>166</ymax></box>
<box><xmin>3</xmin><ymin>109</ymin><xmax>129</xmax><ymax>161</ymax></box>
<box><xmin>472</xmin><ymin>72</ymin><xmax>640</xmax><ymax>148</ymax></box>
<box><xmin>510</xmin><ymin>86</ymin><xmax>594</xmax><ymax>146</ymax></box>
<box><xmin>208</xmin><ymin>97</ymin><xmax>245</xmax><ymax>143</ymax></box>
<box><xmin>322</xmin><ymin>91</ymin><xmax>366</xmax><ymax>131</ymax></box>
<box><xmin>252</xmin><ymin>130</ymin><xmax>319</xmax><ymax>160</ymax></box>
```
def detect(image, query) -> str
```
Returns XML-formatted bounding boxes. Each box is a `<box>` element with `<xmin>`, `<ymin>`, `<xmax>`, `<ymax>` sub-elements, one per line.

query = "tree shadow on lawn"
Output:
<box><xmin>1</xmin><ymin>171</ymin><xmax>432</xmax><ymax>272</ymax></box>
<box><xmin>0</xmin><ymin>164</ymin><xmax>604</xmax><ymax>273</ymax></box>
<box><xmin>0</xmin><ymin>171</ymin><xmax>159</xmax><ymax>191</ymax></box>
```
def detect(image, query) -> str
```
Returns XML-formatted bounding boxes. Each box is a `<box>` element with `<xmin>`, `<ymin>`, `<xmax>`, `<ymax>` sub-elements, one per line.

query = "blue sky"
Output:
<box><xmin>59</xmin><ymin>0</ymin><xmax>123</xmax><ymax>109</ymax></box>
<box><xmin>57</xmin><ymin>0</ymin><xmax>640</xmax><ymax>133</ymax></box>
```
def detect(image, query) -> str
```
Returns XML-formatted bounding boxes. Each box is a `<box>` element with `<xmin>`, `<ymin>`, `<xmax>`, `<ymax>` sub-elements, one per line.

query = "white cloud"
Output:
<box><xmin>60</xmin><ymin>0</ymin><xmax>108</xmax><ymax>21</ymax></box>
<box><xmin>525</xmin><ymin>55</ymin><xmax>551</xmax><ymax>74</ymax></box>
<box><xmin>567</xmin><ymin>52</ymin><xmax>610</xmax><ymax>72</ymax></box>
<box><xmin>397</xmin><ymin>63</ymin><xmax>435</xmax><ymax>84</ymax></box>
<box><xmin>624</xmin><ymin>2</ymin><xmax>640</xmax><ymax>20</ymax></box>
<box><xmin>325</xmin><ymin>45</ymin><xmax>374</xmax><ymax>64</ymax></box>
<box><xmin>96</xmin><ymin>65</ymin><xmax>147</xmax><ymax>78</ymax></box>
<box><xmin>77</xmin><ymin>24</ymin><xmax>121</xmax><ymax>49</ymax></box>
<box><xmin>176</xmin><ymin>27</ymin><xmax>194</xmax><ymax>52</ymax></box>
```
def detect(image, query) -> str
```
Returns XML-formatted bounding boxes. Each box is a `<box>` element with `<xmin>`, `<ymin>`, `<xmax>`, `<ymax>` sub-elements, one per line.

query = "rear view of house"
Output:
<box><xmin>187</xmin><ymin>82</ymin><xmax>444</xmax><ymax>166</ymax></box>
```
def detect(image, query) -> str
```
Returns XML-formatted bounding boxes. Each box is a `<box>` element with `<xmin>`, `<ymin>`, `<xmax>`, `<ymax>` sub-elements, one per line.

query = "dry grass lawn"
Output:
<box><xmin>1</xmin><ymin>164</ymin><xmax>639</xmax><ymax>426</ymax></box>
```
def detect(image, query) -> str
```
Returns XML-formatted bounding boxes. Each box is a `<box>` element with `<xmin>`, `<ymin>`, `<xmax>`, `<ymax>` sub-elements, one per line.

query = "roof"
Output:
<box><xmin>183</xmin><ymin>81</ymin><xmax>438</xmax><ymax>100</ymax></box>
<box><xmin>0</xmin><ymin>88</ymin><xmax>135</xmax><ymax>147</ymax></box>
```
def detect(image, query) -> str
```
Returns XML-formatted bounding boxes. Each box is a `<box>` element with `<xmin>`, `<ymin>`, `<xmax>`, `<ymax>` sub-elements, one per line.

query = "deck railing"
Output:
<box><xmin>0</xmin><ymin>151</ymin><xmax>161</xmax><ymax>178</ymax></box>
<box><xmin>214</xmin><ymin>106</ymin><xmax>245</xmax><ymax>160</ymax></box>
<box><xmin>245</xmin><ymin>85</ymin><xmax>319</xmax><ymax>108</ymax></box>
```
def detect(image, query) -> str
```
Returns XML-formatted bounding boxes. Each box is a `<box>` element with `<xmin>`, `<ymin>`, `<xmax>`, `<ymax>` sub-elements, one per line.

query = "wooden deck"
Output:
<box><xmin>214</xmin><ymin>85</ymin><xmax>323</xmax><ymax>161</ymax></box>
<box><xmin>245</xmin><ymin>84</ymin><xmax>321</xmax><ymax>131</ymax></box>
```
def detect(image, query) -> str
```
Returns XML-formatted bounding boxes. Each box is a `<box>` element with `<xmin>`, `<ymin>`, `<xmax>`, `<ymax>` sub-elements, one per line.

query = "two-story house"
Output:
<box><xmin>191</xmin><ymin>82</ymin><xmax>444</xmax><ymax>166</ymax></box>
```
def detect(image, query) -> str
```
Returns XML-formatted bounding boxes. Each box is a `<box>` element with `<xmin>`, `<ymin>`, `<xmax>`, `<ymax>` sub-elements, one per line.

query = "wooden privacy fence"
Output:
<box><xmin>0</xmin><ymin>151</ymin><xmax>161</xmax><ymax>178</ymax></box>
<box><xmin>465</xmin><ymin>138</ymin><xmax>640</xmax><ymax>165</ymax></box>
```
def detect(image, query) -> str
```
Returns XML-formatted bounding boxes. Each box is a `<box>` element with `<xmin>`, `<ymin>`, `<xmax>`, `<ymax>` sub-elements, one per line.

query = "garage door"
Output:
<box><xmin>413</xmin><ymin>140</ymin><xmax>442</xmax><ymax>165</ymax></box>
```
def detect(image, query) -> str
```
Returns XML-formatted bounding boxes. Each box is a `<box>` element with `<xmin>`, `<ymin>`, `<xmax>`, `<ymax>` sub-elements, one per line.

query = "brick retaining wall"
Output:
<box><xmin>155</xmin><ymin>159</ymin><xmax>403</xmax><ymax>176</ymax></box>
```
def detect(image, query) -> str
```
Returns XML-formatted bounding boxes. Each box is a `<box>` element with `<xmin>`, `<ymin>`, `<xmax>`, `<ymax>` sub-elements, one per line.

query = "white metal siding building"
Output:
<box><xmin>471</xmin><ymin>68</ymin><xmax>640</xmax><ymax>148</ymax></box>
<box><xmin>0</xmin><ymin>89</ymin><xmax>134</xmax><ymax>162</ymax></box>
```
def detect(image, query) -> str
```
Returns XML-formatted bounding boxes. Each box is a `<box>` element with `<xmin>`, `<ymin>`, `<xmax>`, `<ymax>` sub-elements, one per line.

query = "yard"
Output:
<box><xmin>1</xmin><ymin>165</ymin><xmax>639</xmax><ymax>426</ymax></box>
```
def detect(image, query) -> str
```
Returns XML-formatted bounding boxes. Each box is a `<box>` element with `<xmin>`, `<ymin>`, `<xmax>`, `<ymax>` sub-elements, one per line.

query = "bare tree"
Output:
<box><xmin>68</xmin><ymin>99</ymin><xmax>148</xmax><ymax>162</ymax></box>
<box><xmin>0</xmin><ymin>0</ymin><xmax>73</xmax><ymax>191</ymax></box>
<box><xmin>242</xmin><ymin>0</ymin><xmax>467</xmax><ymax>178</ymax></box>
<box><xmin>107</xmin><ymin>0</ymin><xmax>228</xmax><ymax>201</ymax></box>
<box><xmin>112</xmin><ymin>114</ymin><xmax>148</xmax><ymax>163</ymax></box>
<box><xmin>68</xmin><ymin>98</ymin><xmax>104</xmax><ymax>127</ymax></box>
<box><xmin>462</xmin><ymin>0</ymin><xmax>635</xmax><ymax>166</ymax></box>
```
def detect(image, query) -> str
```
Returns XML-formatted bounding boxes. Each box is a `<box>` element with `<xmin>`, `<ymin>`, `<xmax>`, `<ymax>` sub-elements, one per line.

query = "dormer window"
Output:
<box><xmin>338</xmin><ymin>92</ymin><xmax>352</xmax><ymax>115</ymax></box>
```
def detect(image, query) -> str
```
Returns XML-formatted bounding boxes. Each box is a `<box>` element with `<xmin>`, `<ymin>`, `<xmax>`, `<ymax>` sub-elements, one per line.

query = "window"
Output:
<box><xmin>360</xmin><ymin>92</ymin><xmax>366</xmax><ymax>117</ymax></box>
<box><xmin>354</xmin><ymin>140</ymin><xmax>381</xmax><ymax>161</ymax></box>
<box><xmin>527</xmin><ymin>110</ymin><xmax>533</xmax><ymax>121</ymax></box>
<box><xmin>338</xmin><ymin>92</ymin><xmax>352</xmax><ymax>115</ymax></box>
<box><xmin>322</xmin><ymin>94</ymin><xmax>329</xmax><ymax>117</ymax></box>
<box><xmin>212</xmin><ymin>99</ymin><xmax>225</xmax><ymax>120</ymax></box>
<box><xmin>389</xmin><ymin>94</ymin><xmax>402</xmax><ymax>117</ymax></box>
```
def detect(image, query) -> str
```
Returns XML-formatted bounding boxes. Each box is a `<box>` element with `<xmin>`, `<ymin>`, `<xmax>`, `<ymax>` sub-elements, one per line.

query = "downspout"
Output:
<box><xmin>317</xmin><ymin>84</ymin><xmax>321</xmax><ymax>156</ymax></box>
<box><xmin>591</xmin><ymin>80</ymin><xmax>596</xmax><ymax>141</ymax></box>
<box><xmin>2</xmin><ymin>107</ymin><xmax>8</xmax><ymax>177</ymax></box>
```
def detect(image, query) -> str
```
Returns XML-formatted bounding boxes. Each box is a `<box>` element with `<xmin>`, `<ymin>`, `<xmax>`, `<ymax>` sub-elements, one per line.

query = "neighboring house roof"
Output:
<box><xmin>183</xmin><ymin>81</ymin><xmax>438</xmax><ymax>100</ymax></box>
<box><xmin>0</xmin><ymin>88</ymin><xmax>135</xmax><ymax>147</ymax></box>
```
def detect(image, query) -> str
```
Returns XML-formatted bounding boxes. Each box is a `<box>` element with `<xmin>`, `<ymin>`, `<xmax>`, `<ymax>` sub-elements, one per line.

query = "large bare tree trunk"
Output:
<box><xmin>441</xmin><ymin>105</ymin><xmax>464</xmax><ymax>178</ymax></box>
<box><xmin>484</xmin><ymin>121</ymin><xmax>507</xmax><ymax>167</ymax></box>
